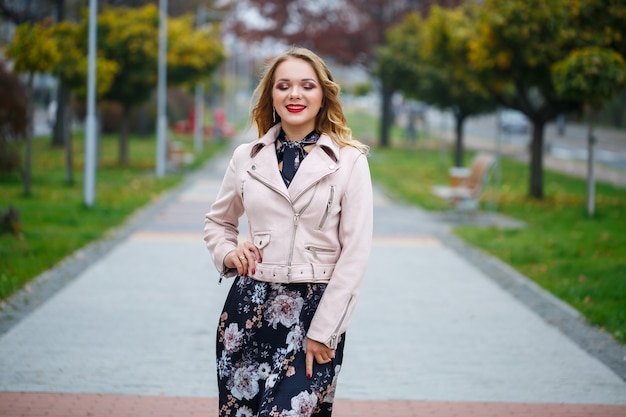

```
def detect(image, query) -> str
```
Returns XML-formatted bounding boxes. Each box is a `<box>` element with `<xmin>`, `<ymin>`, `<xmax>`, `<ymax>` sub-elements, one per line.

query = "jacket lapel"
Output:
<box><xmin>247</xmin><ymin>126</ymin><xmax>342</xmax><ymax>203</ymax></box>
<box><xmin>248</xmin><ymin>148</ymin><xmax>289</xmax><ymax>200</ymax></box>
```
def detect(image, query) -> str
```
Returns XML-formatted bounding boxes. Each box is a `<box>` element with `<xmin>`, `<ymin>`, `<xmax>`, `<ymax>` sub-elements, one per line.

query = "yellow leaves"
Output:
<box><xmin>467</xmin><ymin>38</ymin><xmax>490</xmax><ymax>71</ymax></box>
<box><xmin>385</xmin><ymin>11</ymin><xmax>422</xmax><ymax>59</ymax></box>
<box><xmin>495</xmin><ymin>51</ymin><xmax>512</xmax><ymax>69</ymax></box>
<box><xmin>166</xmin><ymin>14</ymin><xmax>225</xmax><ymax>84</ymax></box>
<box><xmin>101</xmin><ymin>6</ymin><xmax>159</xmax><ymax>60</ymax></box>
<box><xmin>552</xmin><ymin>47</ymin><xmax>626</xmax><ymax>103</ymax></box>
<box><xmin>6</xmin><ymin>22</ymin><xmax>62</xmax><ymax>75</ymax></box>
<box><xmin>7</xmin><ymin>4</ymin><xmax>224</xmax><ymax>100</ymax></box>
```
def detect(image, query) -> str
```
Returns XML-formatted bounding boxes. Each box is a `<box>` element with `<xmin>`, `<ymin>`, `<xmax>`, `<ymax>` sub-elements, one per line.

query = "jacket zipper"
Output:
<box><xmin>246</xmin><ymin>169</ymin><xmax>321</xmax><ymax>282</ymax></box>
<box><xmin>287</xmin><ymin>213</ymin><xmax>300</xmax><ymax>281</ymax></box>
<box><xmin>240</xmin><ymin>181</ymin><xmax>245</xmax><ymax>201</ymax></box>
<box><xmin>329</xmin><ymin>295</ymin><xmax>354</xmax><ymax>349</ymax></box>
<box><xmin>286</xmin><ymin>183</ymin><xmax>318</xmax><ymax>281</ymax></box>
<box><xmin>304</xmin><ymin>245</ymin><xmax>334</xmax><ymax>261</ymax></box>
<box><xmin>317</xmin><ymin>185</ymin><xmax>335</xmax><ymax>230</ymax></box>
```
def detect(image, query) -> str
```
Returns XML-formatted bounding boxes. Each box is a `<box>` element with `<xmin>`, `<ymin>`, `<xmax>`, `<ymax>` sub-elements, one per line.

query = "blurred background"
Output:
<box><xmin>1</xmin><ymin>0</ymin><xmax>625</xmax><ymax>344</ymax></box>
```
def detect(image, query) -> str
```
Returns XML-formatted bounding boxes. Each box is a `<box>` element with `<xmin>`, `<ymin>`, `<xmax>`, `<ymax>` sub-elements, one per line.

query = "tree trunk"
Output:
<box><xmin>52</xmin><ymin>0</ymin><xmax>67</xmax><ymax>148</ymax></box>
<box><xmin>64</xmin><ymin>118</ymin><xmax>74</xmax><ymax>185</ymax></box>
<box><xmin>529</xmin><ymin>120</ymin><xmax>545</xmax><ymax>199</ymax></box>
<box><xmin>453</xmin><ymin>113</ymin><xmax>466</xmax><ymax>167</ymax></box>
<box><xmin>137</xmin><ymin>104</ymin><xmax>149</xmax><ymax>138</ymax></box>
<box><xmin>119</xmin><ymin>105</ymin><xmax>131</xmax><ymax>166</ymax></box>
<box><xmin>60</xmin><ymin>85</ymin><xmax>74</xmax><ymax>185</ymax></box>
<box><xmin>52</xmin><ymin>82</ymin><xmax>71</xmax><ymax>147</ymax></box>
<box><xmin>586</xmin><ymin>107</ymin><xmax>596</xmax><ymax>217</ymax></box>
<box><xmin>97</xmin><ymin>107</ymin><xmax>103</xmax><ymax>166</ymax></box>
<box><xmin>379</xmin><ymin>82</ymin><xmax>394</xmax><ymax>148</ymax></box>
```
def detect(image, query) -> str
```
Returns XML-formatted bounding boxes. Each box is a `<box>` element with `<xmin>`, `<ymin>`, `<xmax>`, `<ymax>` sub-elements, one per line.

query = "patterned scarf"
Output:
<box><xmin>276</xmin><ymin>129</ymin><xmax>320</xmax><ymax>187</ymax></box>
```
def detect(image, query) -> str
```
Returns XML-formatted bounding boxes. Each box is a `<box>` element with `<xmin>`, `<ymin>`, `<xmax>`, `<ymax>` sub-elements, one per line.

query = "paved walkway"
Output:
<box><xmin>1</xmin><ymin>134</ymin><xmax>626</xmax><ymax>417</ymax></box>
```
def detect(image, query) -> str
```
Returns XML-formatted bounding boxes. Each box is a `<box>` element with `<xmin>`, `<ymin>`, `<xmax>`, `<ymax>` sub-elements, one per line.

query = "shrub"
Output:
<box><xmin>0</xmin><ymin>61</ymin><xmax>27</xmax><ymax>175</ymax></box>
<box><xmin>0</xmin><ymin>206</ymin><xmax>21</xmax><ymax>235</ymax></box>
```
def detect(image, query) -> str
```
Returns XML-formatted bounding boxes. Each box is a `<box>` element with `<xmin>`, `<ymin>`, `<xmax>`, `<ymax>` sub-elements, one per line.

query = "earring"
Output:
<box><xmin>273</xmin><ymin>108</ymin><xmax>276</xmax><ymax>123</ymax></box>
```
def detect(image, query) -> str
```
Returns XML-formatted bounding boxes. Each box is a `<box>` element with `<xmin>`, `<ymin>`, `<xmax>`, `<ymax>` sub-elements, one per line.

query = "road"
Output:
<box><xmin>426</xmin><ymin>109</ymin><xmax>626</xmax><ymax>171</ymax></box>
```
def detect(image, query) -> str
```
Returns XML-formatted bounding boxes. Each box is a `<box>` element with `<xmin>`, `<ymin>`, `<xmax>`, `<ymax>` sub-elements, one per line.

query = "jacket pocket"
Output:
<box><xmin>253</xmin><ymin>232</ymin><xmax>271</xmax><ymax>249</ymax></box>
<box><xmin>317</xmin><ymin>185</ymin><xmax>335</xmax><ymax>230</ymax></box>
<box><xmin>304</xmin><ymin>245</ymin><xmax>336</xmax><ymax>261</ymax></box>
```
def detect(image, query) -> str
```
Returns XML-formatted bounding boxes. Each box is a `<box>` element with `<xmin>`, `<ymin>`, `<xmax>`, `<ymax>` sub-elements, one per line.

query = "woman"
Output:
<box><xmin>204</xmin><ymin>46</ymin><xmax>373</xmax><ymax>417</ymax></box>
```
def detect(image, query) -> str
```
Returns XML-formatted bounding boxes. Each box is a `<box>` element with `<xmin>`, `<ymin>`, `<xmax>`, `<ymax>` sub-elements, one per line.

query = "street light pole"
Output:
<box><xmin>84</xmin><ymin>0</ymin><xmax>97</xmax><ymax>207</ymax></box>
<box><xmin>155</xmin><ymin>0</ymin><xmax>168</xmax><ymax>177</ymax></box>
<box><xmin>194</xmin><ymin>6</ymin><xmax>207</xmax><ymax>154</ymax></box>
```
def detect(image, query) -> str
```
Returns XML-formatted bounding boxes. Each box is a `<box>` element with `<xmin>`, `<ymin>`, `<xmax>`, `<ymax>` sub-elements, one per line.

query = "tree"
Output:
<box><xmin>5</xmin><ymin>22</ymin><xmax>61</xmax><ymax>196</ymax></box>
<box><xmin>380</xmin><ymin>7</ymin><xmax>496</xmax><ymax>166</ymax></box>
<box><xmin>95</xmin><ymin>5</ymin><xmax>160</xmax><ymax>165</ymax></box>
<box><xmin>7</xmin><ymin>4</ymin><xmax>224</xmax><ymax>177</ymax></box>
<box><xmin>7</xmin><ymin>18</ymin><xmax>117</xmax><ymax>188</ymax></box>
<box><xmin>376</xmin><ymin>12</ymin><xmax>424</xmax><ymax>143</ymax></box>
<box><xmin>552</xmin><ymin>47</ymin><xmax>626</xmax><ymax>216</ymax></box>
<box><xmin>67</xmin><ymin>4</ymin><xmax>224</xmax><ymax>166</ymax></box>
<box><xmin>466</xmin><ymin>0</ymin><xmax>626</xmax><ymax>199</ymax></box>
<box><xmin>424</xmin><ymin>7</ymin><xmax>496</xmax><ymax>167</ymax></box>
<box><xmin>221</xmin><ymin>0</ymin><xmax>462</xmax><ymax>147</ymax></box>
<box><xmin>166</xmin><ymin>13</ymin><xmax>225</xmax><ymax>85</ymax></box>
<box><xmin>50</xmin><ymin>0</ymin><xmax>74</xmax><ymax>151</ymax></box>
<box><xmin>50</xmin><ymin>19</ymin><xmax>118</xmax><ymax>184</ymax></box>
<box><xmin>1</xmin><ymin>0</ymin><xmax>76</xmax><ymax>154</ymax></box>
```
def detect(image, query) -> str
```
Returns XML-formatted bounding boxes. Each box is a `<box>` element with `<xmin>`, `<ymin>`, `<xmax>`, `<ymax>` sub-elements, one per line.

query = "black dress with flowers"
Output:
<box><xmin>216</xmin><ymin>276</ymin><xmax>345</xmax><ymax>417</ymax></box>
<box><xmin>215</xmin><ymin>130</ymin><xmax>345</xmax><ymax>417</ymax></box>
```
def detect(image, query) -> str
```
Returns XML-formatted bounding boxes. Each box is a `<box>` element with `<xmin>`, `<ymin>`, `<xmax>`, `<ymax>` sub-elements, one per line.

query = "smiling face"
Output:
<box><xmin>272</xmin><ymin>58</ymin><xmax>324</xmax><ymax>140</ymax></box>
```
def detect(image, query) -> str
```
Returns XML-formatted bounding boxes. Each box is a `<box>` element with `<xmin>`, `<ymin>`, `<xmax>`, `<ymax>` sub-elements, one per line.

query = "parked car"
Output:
<box><xmin>500</xmin><ymin>110</ymin><xmax>530</xmax><ymax>133</ymax></box>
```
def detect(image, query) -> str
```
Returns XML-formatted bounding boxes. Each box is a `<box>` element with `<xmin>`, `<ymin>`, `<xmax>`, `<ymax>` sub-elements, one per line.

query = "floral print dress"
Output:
<box><xmin>216</xmin><ymin>275</ymin><xmax>345</xmax><ymax>417</ymax></box>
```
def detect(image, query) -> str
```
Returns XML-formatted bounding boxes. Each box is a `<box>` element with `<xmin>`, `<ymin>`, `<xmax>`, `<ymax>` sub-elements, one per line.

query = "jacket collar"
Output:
<box><xmin>248</xmin><ymin>124</ymin><xmax>341</xmax><ymax>202</ymax></box>
<box><xmin>251</xmin><ymin>124</ymin><xmax>340</xmax><ymax>162</ymax></box>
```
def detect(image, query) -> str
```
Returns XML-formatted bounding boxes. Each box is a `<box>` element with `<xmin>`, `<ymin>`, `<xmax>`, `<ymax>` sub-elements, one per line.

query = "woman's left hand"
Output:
<box><xmin>305</xmin><ymin>337</ymin><xmax>335</xmax><ymax>379</ymax></box>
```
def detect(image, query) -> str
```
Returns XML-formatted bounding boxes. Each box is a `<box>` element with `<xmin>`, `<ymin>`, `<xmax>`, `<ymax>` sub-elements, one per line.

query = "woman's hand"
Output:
<box><xmin>224</xmin><ymin>243</ymin><xmax>262</xmax><ymax>276</ymax></box>
<box><xmin>305</xmin><ymin>337</ymin><xmax>335</xmax><ymax>379</ymax></box>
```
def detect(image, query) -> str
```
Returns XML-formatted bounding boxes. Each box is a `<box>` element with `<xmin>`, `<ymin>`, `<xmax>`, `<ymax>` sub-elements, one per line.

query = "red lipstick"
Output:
<box><xmin>286</xmin><ymin>105</ymin><xmax>305</xmax><ymax>113</ymax></box>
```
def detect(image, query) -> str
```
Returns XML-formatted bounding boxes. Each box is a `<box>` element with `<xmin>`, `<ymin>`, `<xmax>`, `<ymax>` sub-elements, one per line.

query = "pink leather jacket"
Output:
<box><xmin>204</xmin><ymin>124</ymin><xmax>373</xmax><ymax>348</ymax></box>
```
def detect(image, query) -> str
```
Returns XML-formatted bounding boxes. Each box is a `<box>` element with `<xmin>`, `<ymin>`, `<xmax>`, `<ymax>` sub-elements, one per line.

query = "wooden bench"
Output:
<box><xmin>431</xmin><ymin>153</ymin><xmax>496</xmax><ymax>211</ymax></box>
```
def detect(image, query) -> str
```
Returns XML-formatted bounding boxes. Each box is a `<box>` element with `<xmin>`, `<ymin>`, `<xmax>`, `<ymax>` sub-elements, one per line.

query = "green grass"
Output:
<box><xmin>346</xmin><ymin>107</ymin><xmax>407</xmax><ymax>146</ymax></box>
<box><xmin>0</xmin><ymin>131</ymin><xmax>226</xmax><ymax>300</ymax></box>
<box><xmin>369</xmin><ymin>144</ymin><xmax>626</xmax><ymax>344</ymax></box>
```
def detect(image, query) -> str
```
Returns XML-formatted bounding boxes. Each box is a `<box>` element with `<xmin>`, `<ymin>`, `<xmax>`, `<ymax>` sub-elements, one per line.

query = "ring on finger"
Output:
<box><xmin>239</xmin><ymin>255</ymin><xmax>246</xmax><ymax>261</ymax></box>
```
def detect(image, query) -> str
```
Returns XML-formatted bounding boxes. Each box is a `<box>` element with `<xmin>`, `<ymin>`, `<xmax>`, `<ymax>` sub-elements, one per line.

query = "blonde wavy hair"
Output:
<box><xmin>251</xmin><ymin>46</ymin><xmax>369</xmax><ymax>154</ymax></box>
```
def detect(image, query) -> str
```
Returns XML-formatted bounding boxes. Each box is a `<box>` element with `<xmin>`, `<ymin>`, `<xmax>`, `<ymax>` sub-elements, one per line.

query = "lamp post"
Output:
<box><xmin>84</xmin><ymin>0</ymin><xmax>97</xmax><ymax>207</ymax></box>
<box><xmin>155</xmin><ymin>0</ymin><xmax>168</xmax><ymax>177</ymax></box>
<box><xmin>194</xmin><ymin>6</ymin><xmax>207</xmax><ymax>153</ymax></box>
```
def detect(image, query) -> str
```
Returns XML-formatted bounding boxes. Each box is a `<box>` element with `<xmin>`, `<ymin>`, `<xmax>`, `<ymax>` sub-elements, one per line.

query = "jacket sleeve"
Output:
<box><xmin>203</xmin><ymin>146</ymin><xmax>246</xmax><ymax>278</ymax></box>
<box><xmin>306</xmin><ymin>150</ymin><xmax>373</xmax><ymax>348</ymax></box>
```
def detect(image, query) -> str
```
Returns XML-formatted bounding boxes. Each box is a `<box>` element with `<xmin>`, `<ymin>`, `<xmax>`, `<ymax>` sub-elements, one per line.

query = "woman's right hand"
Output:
<box><xmin>224</xmin><ymin>243</ymin><xmax>262</xmax><ymax>276</ymax></box>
